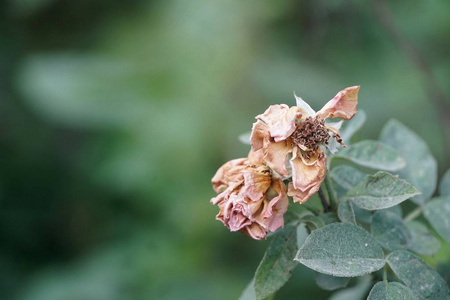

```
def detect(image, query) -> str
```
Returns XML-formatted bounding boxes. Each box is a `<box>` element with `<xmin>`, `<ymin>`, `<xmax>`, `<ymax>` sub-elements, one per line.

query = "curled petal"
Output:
<box><xmin>210</xmin><ymin>181</ymin><xmax>241</xmax><ymax>205</ymax></box>
<box><xmin>245</xmin><ymin>198</ymin><xmax>266</xmax><ymax>218</ymax></box>
<box><xmin>240</xmin><ymin>165</ymin><xmax>272</xmax><ymax>202</ymax></box>
<box><xmin>256</xmin><ymin>104</ymin><xmax>289</xmax><ymax>124</ymax></box>
<box><xmin>250</xmin><ymin>120</ymin><xmax>270</xmax><ymax>151</ymax></box>
<box><xmin>222</xmin><ymin>194</ymin><xmax>251</xmax><ymax>231</ymax></box>
<box><xmin>287</xmin><ymin>182</ymin><xmax>321</xmax><ymax>204</ymax></box>
<box><xmin>247</xmin><ymin>148</ymin><xmax>265</xmax><ymax>165</ymax></box>
<box><xmin>290</xmin><ymin>151</ymin><xmax>326</xmax><ymax>192</ymax></box>
<box><xmin>316</xmin><ymin>86</ymin><xmax>360</xmax><ymax>120</ymax></box>
<box><xmin>211</xmin><ymin>158</ymin><xmax>246</xmax><ymax>193</ymax></box>
<box><xmin>228</xmin><ymin>211</ymin><xmax>252</xmax><ymax>231</ymax></box>
<box><xmin>257</xmin><ymin>105</ymin><xmax>303</xmax><ymax>142</ymax></box>
<box><xmin>242</xmin><ymin>223</ymin><xmax>267</xmax><ymax>240</ymax></box>
<box><xmin>263</xmin><ymin>179</ymin><xmax>289</xmax><ymax>232</ymax></box>
<box><xmin>263</xmin><ymin>140</ymin><xmax>293</xmax><ymax>178</ymax></box>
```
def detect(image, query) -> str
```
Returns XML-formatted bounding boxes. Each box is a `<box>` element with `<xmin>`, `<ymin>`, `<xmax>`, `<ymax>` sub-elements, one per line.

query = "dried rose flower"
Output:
<box><xmin>250</xmin><ymin>86</ymin><xmax>360</xmax><ymax>204</ymax></box>
<box><xmin>210</xmin><ymin>151</ymin><xmax>289</xmax><ymax>240</ymax></box>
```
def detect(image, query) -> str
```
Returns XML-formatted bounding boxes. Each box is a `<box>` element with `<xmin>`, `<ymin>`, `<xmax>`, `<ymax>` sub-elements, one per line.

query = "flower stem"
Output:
<box><xmin>324</xmin><ymin>173</ymin><xmax>338</xmax><ymax>210</ymax></box>
<box><xmin>403</xmin><ymin>206</ymin><xmax>423</xmax><ymax>223</ymax></box>
<box><xmin>383</xmin><ymin>266</ymin><xmax>388</xmax><ymax>285</ymax></box>
<box><xmin>318</xmin><ymin>187</ymin><xmax>330</xmax><ymax>213</ymax></box>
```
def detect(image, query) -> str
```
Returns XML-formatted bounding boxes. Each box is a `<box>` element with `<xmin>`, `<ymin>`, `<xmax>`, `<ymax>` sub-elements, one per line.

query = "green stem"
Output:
<box><xmin>383</xmin><ymin>266</ymin><xmax>388</xmax><ymax>285</ymax></box>
<box><xmin>303</xmin><ymin>202</ymin><xmax>320</xmax><ymax>216</ymax></box>
<box><xmin>403</xmin><ymin>206</ymin><xmax>423</xmax><ymax>223</ymax></box>
<box><xmin>324</xmin><ymin>173</ymin><xmax>338</xmax><ymax>210</ymax></box>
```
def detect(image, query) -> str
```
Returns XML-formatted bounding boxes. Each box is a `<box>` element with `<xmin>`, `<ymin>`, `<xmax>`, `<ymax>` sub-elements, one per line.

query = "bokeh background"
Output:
<box><xmin>1</xmin><ymin>0</ymin><xmax>450</xmax><ymax>299</ymax></box>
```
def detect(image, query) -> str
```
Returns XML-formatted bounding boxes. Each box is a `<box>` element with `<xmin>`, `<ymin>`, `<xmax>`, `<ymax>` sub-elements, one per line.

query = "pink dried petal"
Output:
<box><xmin>264</xmin><ymin>179</ymin><xmax>289</xmax><ymax>232</ymax></box>
<box><xmin>228</xmin><ymin>210</ymin><xmax>252</xmax><ymax>231</ymax></box>
<box><xmin>211</xmin><ymin>158</ymin><xmax>246</xmax><ymax>193</ymax></box>
<box><xmin>287</xmin><ymin>182</ymin><xmax>321</xmax><ymax>204</ymax></box>
<box><xmin>263</xmin><ymin>140</ymin><xmax>293</xmax><ymax>178</ymax></box>
<box><xmin>247</xmin><ymin>149</ymin><xmax>265</xmax><ymax>165</ymax></box>
<box><xmin>256</xmin><ymin>105</ymin><xmax>303</xmax><ymax>142</ymax></box>
<box><xmin>240</xmin><ymin>165</ymin><xmax>271</xmax><ymax>202</ymax></box>
<box><xmin>316</xmin><ymin>86</ymin><xmax>360</xmax><ymax>120</ymax></box>
<box><xmin>243</xmin><ymin>223</ymin><xmax>267</xmax><ymax>240</ymax></box>
<box><xmin>290</xmin><ymin>151</ymin><xmax>326</xmax><ymax>192</ymax></box>
<box><xmin>250</xmin><ymin>120</ymin><xmax>270</xmax><ymax>151</ymax></box>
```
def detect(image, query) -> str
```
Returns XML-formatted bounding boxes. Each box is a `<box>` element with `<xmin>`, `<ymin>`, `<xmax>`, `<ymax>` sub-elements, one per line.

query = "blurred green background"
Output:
<box><xmin>1</xmin><ymin>0</ymin><xmax>449</xmax><ymax>299</ymax></box>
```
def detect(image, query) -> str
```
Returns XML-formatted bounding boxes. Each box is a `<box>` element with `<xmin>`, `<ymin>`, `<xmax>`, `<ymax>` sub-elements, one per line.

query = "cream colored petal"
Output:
<box><xmin>287</xmin><ymin>182</ymin><xmax>321</xmax><ymax>204</ymax></box>
<box><xmin>211</xmin><ymin>158</ymin><xmax>246</xmax><ymax>193</ymax></box>
<box><xmin>325</xmin><ymin>120</ymin><xmax>343</xmax><ymax>131</ymax></box>
<box><xmin>316</xmin><ymin>86</ymin><xmax>360</xmax><ymax>120</ymax></box>
<box><xmin>294</xmin><ymin>92</ymin><xmax>316</xmax><ymax>117</ymax></box>
<box><xmin>290</xmin><ymin>152</ymin><xmax>326</xmax><ymax>192</ymax></box>
<box><xmin>263</xmin><ymin>140</ymin><xmax>293</xmax><ymax>178</ymax></box>
<box><xmin>250</xmin><ymin>120</ymin><xmax>270</xmax><ymax>151</ymax></box>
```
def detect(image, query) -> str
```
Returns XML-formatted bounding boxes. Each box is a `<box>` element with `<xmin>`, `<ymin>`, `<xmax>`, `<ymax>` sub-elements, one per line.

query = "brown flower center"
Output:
<box><xmin>291</xmin><ymin>117</ymin><xmax>330</xmax><ymax>153</ymax></box>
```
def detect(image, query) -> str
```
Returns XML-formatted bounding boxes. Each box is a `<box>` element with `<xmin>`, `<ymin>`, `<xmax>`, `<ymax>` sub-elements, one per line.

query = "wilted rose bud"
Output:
<box><xmin>210</xmin><ymin>151</ymin><xmax>288</xmax><ymax>240</ymax></box>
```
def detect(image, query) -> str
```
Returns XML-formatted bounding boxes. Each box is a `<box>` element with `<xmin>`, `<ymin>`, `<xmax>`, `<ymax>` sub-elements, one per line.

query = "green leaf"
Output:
<box><xmin>353</xmin><ymin>205</ymin><xmax>402</xmax><ymax>225</ymax></box>
<box><xmin>343</xmin><ymin>171</ymin><xmax>421</xmax><ymax>210</ymax></box>
<box><xmin>384</xmin><ymin>205</ymin><xmax>403</xmax><ymax>217</ymax></box>
<box><xmin>423</xmin><ymin>196</ymin><xmax>450</xmax><ymax>242</ymax></box>
<box><xmin>315</xmin><ymin>273</ymin><xmax>350</xmax><ymax>291</ymax></box>
<box><xmin>297</xmin><ymin>224</ymin><xmax>309</xmax><ymax>249</ymax></box>
<box><xmin>334</xmin><ymin>140</ymin><xmax>406</xmax><ymax>171</ymax></box>
<box><xmin>371</xmin><ymin>211</ymin><xmax>412</xmax><ymax>251</ymax></box>
<box><xmin>386</xmin><ymin>250</ymin><xmax>449</xmax><ymax>299</ymax></box>
<box><xmin>238</xmin><ymin>279</ymin><xmax>256</xmax><ymax>300</ymax></box>
<box><xmin>439</xmin><ymin>169</ymin><xmax>450</xmax><ymax>196</ymax></box>
<box><xmin>353</xmin><ymin>205</ymin><xmax>374</xmax><ymax>224</ymax></box>
<box><xmin>328</xmin><ymin>276</ymin><xmax>372</xmax><ymax>300</ymax></box>
<box><xmin>406</xmin><ymin>221</ymin><xmax>441</xmax><ymax>256</ymax></box>
<box><xmin>300</xmin><ymin>214</ymin><xmax>325</xmax><ymax>231</ymax></box>
<box><xmin>380</xmin><ymin>120</ymin><xmax>437</xmax><ymax>205</ymax></box>
<box><xmin>341</xmin><ymin>110</ymin><xmax>367</xmax><ymax>143</ymax></box>
<box><xmin>319</xmin><ymin>212</ymin><xmax>340</xmax><ymax>225</ymax></box>
<box><xmin>254</xmin><ymin>225</ymin><xmax>298</xmax><ymax>300</ymax></box>
<box><xmin>282</xmin><ymin>211</ymin><xmax>301</xmax><ymax>226</ymax></box>
<box><xmin>295</xmin><ymin>223</ymin><xmax>385</xmax><ymax>277</ymax></box>
<box><xmin>331</xmin><ymin>165</ymin><xmax>366</xmax><ymax>190</ymax></box>
<box><xmin>338</xmin><ymin>201</ymin><xmax>356</xmax><ymax>224</ymax></box>
<box><xmin>368</xmin><ymin>282</ymin><xmax>419</xmax><ymax>300</ymax></box>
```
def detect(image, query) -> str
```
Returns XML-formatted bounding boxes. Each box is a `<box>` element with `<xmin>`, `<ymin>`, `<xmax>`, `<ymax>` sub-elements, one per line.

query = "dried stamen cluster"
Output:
<box><xmin>291</xmin><ymin>117</ymin><xmax>330</xmax><ymax>153</ymax></box>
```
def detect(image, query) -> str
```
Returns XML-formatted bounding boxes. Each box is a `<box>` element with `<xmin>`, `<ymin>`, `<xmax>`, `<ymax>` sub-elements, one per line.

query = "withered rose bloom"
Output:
<box><xmin>250</xmin><ymin>86</ymin><xmax>360</xmax><ymax>204</ymax></box>
<box><xmin>210</xmin><ymin>151</ymin><xmax>288</xmax><ymax>240</ymax></box>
